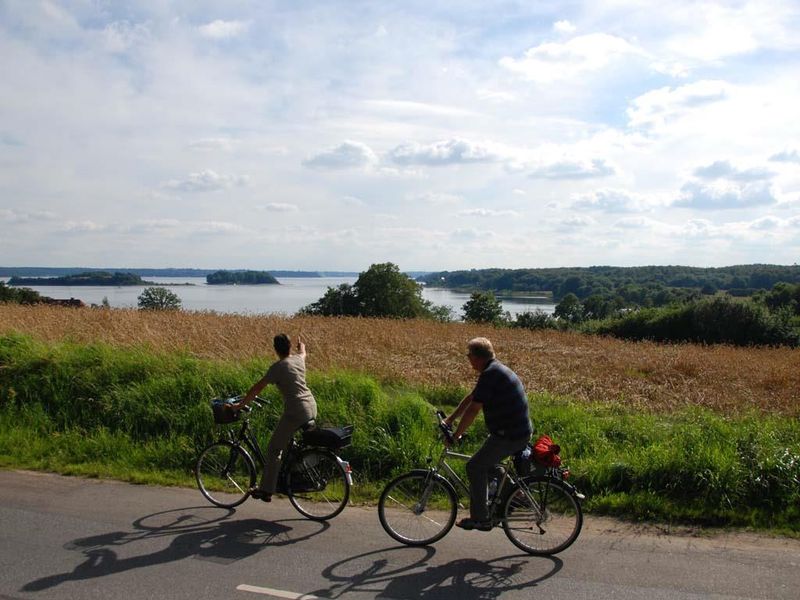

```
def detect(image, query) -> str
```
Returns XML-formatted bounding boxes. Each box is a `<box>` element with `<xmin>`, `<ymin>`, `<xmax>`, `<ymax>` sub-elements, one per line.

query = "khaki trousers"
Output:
<box><xmin>260</xmin><ymin>398</ymin><xmax>317</xmax><ymax>493</ymax></box>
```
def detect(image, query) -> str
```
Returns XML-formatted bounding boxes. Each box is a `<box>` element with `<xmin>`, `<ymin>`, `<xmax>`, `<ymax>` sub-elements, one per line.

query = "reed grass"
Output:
<box><xmin>0</xmin><ymin>304</ymin><xmax>798</xmax><ymax>415</ymax></box>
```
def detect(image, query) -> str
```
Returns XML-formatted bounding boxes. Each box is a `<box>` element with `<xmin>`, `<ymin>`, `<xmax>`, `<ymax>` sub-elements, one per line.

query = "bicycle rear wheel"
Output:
<box><xmin>195</xmin><ymin>441</ymin><xmax>256</xmax><ymax>508</ymax></box>
<box><xmin>287</xmin><ymin>449</ymin><xmax>350</xmax><ymax>521</ymax></box>
<box><xmin>502</xmin><ymin>477</ymin><xmax>583</xmax><ymax>555</ymax></box>
<box><xmin>378</xmin><ymin>471</ymin><xmax>457</xmax><ymax>546</ymax></box>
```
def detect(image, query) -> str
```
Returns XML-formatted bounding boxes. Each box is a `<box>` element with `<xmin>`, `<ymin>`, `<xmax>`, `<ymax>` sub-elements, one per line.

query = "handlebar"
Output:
<box><xmin>436</xmin><ymin>410</ymin><xmax>458</xmax><ymax>446</ymax></box>
<box><xmin>224</xmin><ymin>395</ymin><xmax>268</xmax><ymax>414</ymax></box>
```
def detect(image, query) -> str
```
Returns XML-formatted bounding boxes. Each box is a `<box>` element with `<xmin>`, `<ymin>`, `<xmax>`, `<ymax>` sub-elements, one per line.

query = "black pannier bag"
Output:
<box><xmin>302</xmin><ymin>424</ymin><xmax>354</xmax><ymax>449</ymax></box>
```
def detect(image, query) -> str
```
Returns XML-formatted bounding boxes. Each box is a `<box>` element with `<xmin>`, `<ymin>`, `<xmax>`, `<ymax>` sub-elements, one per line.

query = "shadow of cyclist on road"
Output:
<box><xmin>309</xmin><ymin>547</ymin><xmax>562</xmax><ymax>599</ymax></box>
<box><xmin>22</xmin><ymin>506</ymin><xmax>328</xmax><ymax>592</ymax></box>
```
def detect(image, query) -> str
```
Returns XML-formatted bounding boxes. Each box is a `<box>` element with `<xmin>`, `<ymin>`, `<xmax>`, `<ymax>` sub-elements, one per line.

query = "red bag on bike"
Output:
<box><xmin>532</xmin><ymin>435</ymin><xmax>561</xmax><ymax>467</ymax></box>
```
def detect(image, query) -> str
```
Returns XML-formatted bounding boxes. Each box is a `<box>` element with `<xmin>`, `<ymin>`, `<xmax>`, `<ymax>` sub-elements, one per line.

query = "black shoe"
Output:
<box><xmin>456</xmin><ymin>518</ymin><xmax>493</xmax><ymax>531</ymax></box>
<box><xmin>249</xmin><ymin>488</ymin><xmax>272</xmax><ymax>502</ymax></box>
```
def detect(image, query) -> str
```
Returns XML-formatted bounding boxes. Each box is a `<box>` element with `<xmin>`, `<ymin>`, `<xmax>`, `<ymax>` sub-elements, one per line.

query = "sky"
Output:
<box><xmin>1</xmin><ymin>0</ymin><xmax>799</xmax><ymax>272</ymax></box>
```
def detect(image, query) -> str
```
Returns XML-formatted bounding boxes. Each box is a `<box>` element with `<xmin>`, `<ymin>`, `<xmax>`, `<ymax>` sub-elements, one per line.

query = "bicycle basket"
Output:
<box><xmin>302</xmin><ymin>424</ymin><xmax>353</xmax><ymax>449</ymax></box>
<box><xmin>211</xmin><ymin>398</ymin><xmax>240</xmax><ymax>424</ymax></box>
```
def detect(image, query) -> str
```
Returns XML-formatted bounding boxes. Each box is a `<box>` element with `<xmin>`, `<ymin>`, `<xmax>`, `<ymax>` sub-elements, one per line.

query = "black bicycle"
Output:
<box><xmin>195</xmin><ymin>396</ymin><xmax>354</xmax><ymax>521</ymax></box>
<box><xmin>378</xmin><ymin>411</ymin><xmax>584</xmax><ymax>555</ymax></box>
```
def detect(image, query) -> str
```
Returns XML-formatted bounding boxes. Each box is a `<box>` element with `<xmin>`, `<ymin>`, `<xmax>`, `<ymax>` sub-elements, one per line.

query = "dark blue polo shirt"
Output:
<box><xmin>472</xmin><ymin>359</ymin><xmax>532</xmax><ymax>441</ymax></box>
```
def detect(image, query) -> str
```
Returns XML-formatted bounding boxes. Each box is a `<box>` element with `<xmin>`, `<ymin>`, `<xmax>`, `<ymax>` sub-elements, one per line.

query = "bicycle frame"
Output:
<box><xmin>220</xmin><ymin>408</ymin><xmax>353</xmax><ymax>489</ymax></box>
<box><xmin>425</xmin><ymin>444</ymin><xmax>525</xmax><ymax>520</ymax></box>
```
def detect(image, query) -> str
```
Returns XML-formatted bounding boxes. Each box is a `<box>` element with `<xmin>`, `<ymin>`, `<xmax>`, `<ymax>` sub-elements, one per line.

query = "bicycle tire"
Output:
<box><xmin>195</xmin><ymin>441</ymin><xmax>256</xmax><ymax>508</ymax></box>
<box><xmin>287</xmin><ymin>449</ymin><xmax>350</xmax><ymax>521</ymax></box>
<box><xmin>501</xmin><ymin>476</ymin><xmax>583</xmax><ymax>555</ymax></box>
<box><xmin>378</xmin><ymin>470</ymin><xmax>458</xmax><ymax>546</ymax></box>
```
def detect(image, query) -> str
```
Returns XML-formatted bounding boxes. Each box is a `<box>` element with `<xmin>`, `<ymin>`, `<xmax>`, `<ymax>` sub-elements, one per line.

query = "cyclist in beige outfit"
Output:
<box><xmin>235</xmin><ymin>333</ymin><xmax>318</xmax><ymax>502</ymax></box>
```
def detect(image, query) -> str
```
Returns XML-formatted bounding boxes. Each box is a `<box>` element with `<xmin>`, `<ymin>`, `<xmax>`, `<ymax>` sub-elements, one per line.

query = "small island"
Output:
<box><xmin>8</xmin><ymin>271</ymin><xmax>152</xmax><ymax>286</ymax></box>
<box><xmin>206</xmin><ymin>270</ymin><xmax>279</xmax><ymax>285</ymax></box>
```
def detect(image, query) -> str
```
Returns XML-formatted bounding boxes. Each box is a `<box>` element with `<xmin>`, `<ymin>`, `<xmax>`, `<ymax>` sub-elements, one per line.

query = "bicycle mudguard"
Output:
<box><xmin>522</xmin><ymin>474</ymin><xmax>585</xmax><ymax>501</ymax></box>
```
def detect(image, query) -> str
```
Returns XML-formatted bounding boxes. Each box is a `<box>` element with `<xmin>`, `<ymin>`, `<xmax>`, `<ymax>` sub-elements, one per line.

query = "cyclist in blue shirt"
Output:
<box><xmin>444</xmin><ymin>337</ymin><xmax>533</xmax><ymax>531</ymax></box>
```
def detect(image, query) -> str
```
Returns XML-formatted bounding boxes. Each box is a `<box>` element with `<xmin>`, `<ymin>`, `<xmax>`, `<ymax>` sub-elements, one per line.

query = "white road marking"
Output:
<box><xmin>236</xmin><ymin>584</ymin><xmax>320</xmax><ymax>599</ymax></box>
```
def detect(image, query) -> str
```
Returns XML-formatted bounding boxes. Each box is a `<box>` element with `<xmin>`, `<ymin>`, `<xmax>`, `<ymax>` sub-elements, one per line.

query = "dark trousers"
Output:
<box><xmin>466</xmin><ymin>434</ymin><xmax>529</xmax><ymax>521</ymax></box>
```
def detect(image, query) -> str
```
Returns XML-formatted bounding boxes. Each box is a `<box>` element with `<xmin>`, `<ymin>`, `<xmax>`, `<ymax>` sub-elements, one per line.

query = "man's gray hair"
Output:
<box><xmin>467</xmin><ymin>337</ymin><xmax>495</xmax><ymax>359</ymax></box>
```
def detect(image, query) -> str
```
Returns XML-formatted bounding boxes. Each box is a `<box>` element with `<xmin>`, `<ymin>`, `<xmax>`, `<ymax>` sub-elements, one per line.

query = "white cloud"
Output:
<box><xmin>458</xmin><ymin>208</ymin><xmax>520</xmax><ymax>217</ymax></box>
<box><xmin>102</xmin><ymin>21</ymin><xmax>151</xmax><ymax>53</ymax></box>
<box><xmin>261</xmin><ymin>202</ymin><xmax>299</xmax><ymax>212</ymax></box>
<box><xmin>769</xmin><ymin>149</ymin><xmax>800</xmax><ymax>164</ymax></box>
<box><xmin>412</xmin><ymin>192</ymin><xmax>463</xmax><ymax>205</ymax></box>
<box><xmin>749</xmin><ymin>216</ymin><xmax>782</xmax><ymax>230</ymax></box>
<box><xmin>198</xmin><ymin>20</ymin><xmax>250</xmax><ymax>40</ymax></box>
<box><xmin>558</xmin><ymin>215</ymin><xmax>595</xmax><ymax>229</ymax></box>
<box><xmin>528</xmin><ymin>158</ymin><xmax>615</xmax><ymax>180</ymax></box>
<box><xmin>613</xmin><ymin>216</ymin><xmax>661</xmax><ymax>231</ymax></box>
<box><xmin>187</xmin><ymin>138</ymin><xmax>236</xmax><ymax>152</ymax></box>
<box><xmin>692</xmin><ymin>160</ymin><xmax>774</xmax><ymax>182</ymax></box>
<box><xmin>571</xmin><ymin>188</ymin><xmax>660</xmax><ymax>212</ymax></box>
<box><xmin>389</xmin><ymin>138</ymin><xmax>500</xmax><ymax>166</ymax></box>
<box><xmin>163</xmin><ymin>170</ymin><xmax>249</xmax><ymax>192</ymax></box>
<box><xmin>675</xmin><ymin>181</ymin><xmax>779</xmax><ymax>210</ymax></box>
<box><xmin>363</xmin><ymin>99</ymin><xmax>477</xmax><ymax>118</ymax></box>
<box><xmin>499</xmin><ymin>33</ymin><xmax>641</xmax><ymax>83</ymax></box>
<box><xmin>60</xmin><ymin>220</ymin><xmax>106</xmax><ymax>233</ymax></box>
<box><xmin>553</xmin><ymin>20</ymin><xmax>577</xmax><ymax>35</ymax></box>
<box><xmin>0</xmin><ymin>208</ymin><xmax>58</xmax><ymax>223</ymax></box>
<box><xmin>627</xmin><ymin>80</ymin><xmax>731</xmax><ymax>130</ymax></box>
<box><xmin>124</xmin><ymin>219</ymin><xmax>182</xmax><ymax>234</ymax></box>
<box><xmin>450</xmin><ymin>228</ymin><xmax>496</xmax><ymax>242</ymax></box>
<box><xmin>303</xmin><ymin>141</ymin><xmax>378</xmax><ymax>170</ymax></box>
<box><xmin>191</xmin><ymin>221</ymin><xmax>244</xmax><ymax>234</ymax></box>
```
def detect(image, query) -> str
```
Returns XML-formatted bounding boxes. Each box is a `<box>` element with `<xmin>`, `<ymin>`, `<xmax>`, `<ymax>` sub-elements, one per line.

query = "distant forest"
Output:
<box><xmin>419</xmin><ymin>265</ymin><xmax>800</xmax><ymax>302</ymax></box>
<box><xmin>0</xmin><ymin>267</ymin><xmax>359</xmax><ymax>278</ymax></box>
<box><xmin>8</xmin><ymin>271</ymin><xmax>149</xmax><ymax>286</ymax></box>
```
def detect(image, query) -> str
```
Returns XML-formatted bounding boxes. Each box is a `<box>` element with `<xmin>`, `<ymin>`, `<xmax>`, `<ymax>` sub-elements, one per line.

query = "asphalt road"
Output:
<box><xmin>1</xmin><ymin>470</ymin><xmax>798</xmax><ymax>600</ymax></box>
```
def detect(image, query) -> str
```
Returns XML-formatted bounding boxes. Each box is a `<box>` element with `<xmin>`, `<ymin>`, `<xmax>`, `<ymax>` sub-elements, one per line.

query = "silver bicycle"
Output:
<box><xmin>378</xmin><ymin>411</ymin><xmax>584</xmax><ymax>555</ymax></box>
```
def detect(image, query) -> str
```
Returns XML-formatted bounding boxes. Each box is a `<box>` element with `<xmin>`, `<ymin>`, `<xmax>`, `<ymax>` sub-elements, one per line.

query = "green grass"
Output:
<box><xmin>1</xmin><ymin>332</ymin><xmax>799</xmax><ymax>532</ymax></box>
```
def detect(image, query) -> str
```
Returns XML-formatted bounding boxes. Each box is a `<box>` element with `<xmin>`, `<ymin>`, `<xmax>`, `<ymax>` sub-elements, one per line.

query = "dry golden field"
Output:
<box><xmin>1</xmin><ymin>304</ymin><xmax>798</xmax><ymax>415</ymax></box>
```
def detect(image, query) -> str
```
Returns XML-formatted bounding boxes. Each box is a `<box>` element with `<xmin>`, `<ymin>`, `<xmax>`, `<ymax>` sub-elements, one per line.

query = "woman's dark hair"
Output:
<box><xmin>273</xmin><ymin>334</ymin><xmax>291</xmax><ymax>356</ymax></box>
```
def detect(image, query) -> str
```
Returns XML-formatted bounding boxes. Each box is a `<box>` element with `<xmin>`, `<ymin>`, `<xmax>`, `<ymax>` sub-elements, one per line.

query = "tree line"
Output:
<box><xmin>419</xmin><ymin>264</ymin><xmax>800</xmax><ymax>302</ymax></box>
<box><xmin>299</xmin><ymin>263</ymin><xmax>800</xmax><ymax>347</ymax></box>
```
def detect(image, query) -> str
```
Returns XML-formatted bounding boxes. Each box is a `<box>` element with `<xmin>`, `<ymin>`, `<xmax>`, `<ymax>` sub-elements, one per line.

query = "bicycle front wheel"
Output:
<box><xmin>378</xmin><ymin>471</ymin><xmax>457</xmax><ymax>546</ymax></box>
<box><xmin>195</xmin><ymin>441</ymin><xmax>256</xmax><ymax>508</ymax></box>
<box><xmin>502</xmin><ymin>477</ymin><xmax>583</xmax><ymax>555</ymax></box>
<box><xmin>287</xmin><ymin>449</ymin><xmax>350</xmax><ymax>521</ymax></box>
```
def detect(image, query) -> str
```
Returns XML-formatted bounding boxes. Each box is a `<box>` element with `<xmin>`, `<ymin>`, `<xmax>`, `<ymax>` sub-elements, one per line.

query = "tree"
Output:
<box><xmin>299</xmin><ymin>283</ymin><xmax>360</xmax><ymax>316</ymax></box>
<box><xmin>554</xmin><ymin>293</ymin><xmax>584</xmax><ymax>324</ymax></box>
<box><xmin>137</xmin><ymin>287</ymin><xmax>182</xmax><ymax>311</ymax></box>
<box><xmin>462</xmin><ymin>291</ymin><xmax>505</xmax><ymax>324</ymax></box>
<box><xmin>355</xmin><ymin>262</ymin><xmax>431</xmax><ymax>318</ymax></box>
<box><xmin>301</xmin><ymin>262</ymin><xmax>441</xmax><ymax>319</ymax></box>
<box><xmin>0</xmin><ymin>281</ymin><xmax>41</xmax><ymax>304</ymax></box>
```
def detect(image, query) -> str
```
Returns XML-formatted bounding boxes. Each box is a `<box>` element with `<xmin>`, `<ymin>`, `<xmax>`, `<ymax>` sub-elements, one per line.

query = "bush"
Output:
<box><xmin>588</xmin><ymin>296</ymin><xmax>799</xmax><ymax>347</ymax></box>
<box><xmin>514</xmin><ymin>309</ymin><xmax>558</xmax><ymax>330</ymax></box>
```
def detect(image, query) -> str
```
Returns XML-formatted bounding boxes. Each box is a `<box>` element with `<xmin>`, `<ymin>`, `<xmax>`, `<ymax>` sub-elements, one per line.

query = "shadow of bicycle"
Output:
<box><xmin>22</xmin><ymin>506</ymin><xmax>328</xmax><ymax>592</ymax></box>
<box><xmin>310</xmin><ymin>546</ymin><xmax>562</xmax><ymax>599</ymax></box>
